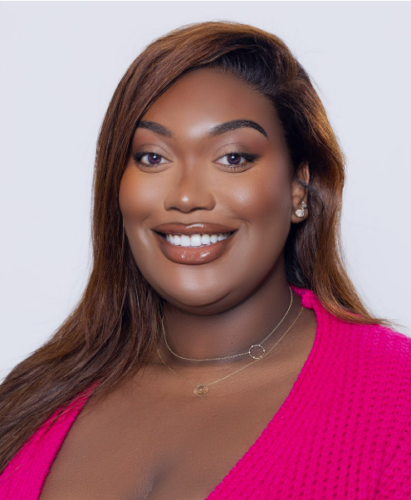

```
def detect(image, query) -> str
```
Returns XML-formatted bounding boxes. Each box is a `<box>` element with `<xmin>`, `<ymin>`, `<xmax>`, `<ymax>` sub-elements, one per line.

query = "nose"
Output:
<box><xmin>163</xmin><ymin>165</ymin><xmax>216</xmax><ymax>213</ymax></box>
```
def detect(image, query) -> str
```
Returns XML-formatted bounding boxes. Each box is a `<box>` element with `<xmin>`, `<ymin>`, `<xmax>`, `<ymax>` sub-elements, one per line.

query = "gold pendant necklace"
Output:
<box><xmin>157</xmin><ymin>306</ymin><xmax>303</xmax><ymax>396</ymax></box>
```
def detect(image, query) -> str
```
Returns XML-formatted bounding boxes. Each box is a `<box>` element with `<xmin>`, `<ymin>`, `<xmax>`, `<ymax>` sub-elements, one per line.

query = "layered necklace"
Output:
<box><xmin>157</xmin><ymin>287</ymin><xmax>304</xmax><ymax>396</ymax></box>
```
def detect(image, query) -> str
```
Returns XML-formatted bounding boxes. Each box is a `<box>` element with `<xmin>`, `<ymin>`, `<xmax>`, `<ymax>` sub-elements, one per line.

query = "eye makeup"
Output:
<box><xmin>133</xmin><ymin>150</ymin><xmax>259</xmax><ymax>171</ymax></box>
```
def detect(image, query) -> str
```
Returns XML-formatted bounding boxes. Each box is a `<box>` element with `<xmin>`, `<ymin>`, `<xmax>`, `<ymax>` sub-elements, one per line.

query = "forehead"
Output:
<box><xmin>137</xmin><ymin>68</ymin><xmax>283</xmax><ymax>141</ymax></box>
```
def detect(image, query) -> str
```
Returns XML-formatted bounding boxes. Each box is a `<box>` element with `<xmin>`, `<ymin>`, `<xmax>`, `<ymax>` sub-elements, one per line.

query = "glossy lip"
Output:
<box><xmin>153</xmin><ymin>229</ymin><xmax>237</xmax><ymax>265</ymax></box>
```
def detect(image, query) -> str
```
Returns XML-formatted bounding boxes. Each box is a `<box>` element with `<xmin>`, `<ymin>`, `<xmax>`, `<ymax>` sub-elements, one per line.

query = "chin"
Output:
<box><xmin>158</xmin><ymin>286</ymin><xmax>232</xmax><ymax>314</ymax></box>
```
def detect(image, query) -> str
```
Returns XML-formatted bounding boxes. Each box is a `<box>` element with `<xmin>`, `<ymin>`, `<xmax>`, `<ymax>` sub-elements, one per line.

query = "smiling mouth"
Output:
<box><xmin>157</xmin><ymin>232</ymin><xmax>234</xmax><ymax>248</ymax></box>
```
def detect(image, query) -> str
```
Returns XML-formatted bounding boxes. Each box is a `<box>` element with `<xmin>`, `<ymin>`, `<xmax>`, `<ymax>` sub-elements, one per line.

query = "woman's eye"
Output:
<box><xmin>134</xmin><ymin>151</ymin><xmax>169</xmax><ymax>167</ymax></box>
<box><xmin>216</xmin><ymin>152</ymin><xmax>257</xmax><ymax>170</ymax></box>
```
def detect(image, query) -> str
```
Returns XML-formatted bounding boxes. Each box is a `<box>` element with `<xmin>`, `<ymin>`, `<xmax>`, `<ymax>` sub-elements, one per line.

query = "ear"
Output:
<box><xmin>291</xmin><ymin>161</ymin><xmax>309</xmax><ymax>224</ymax></box>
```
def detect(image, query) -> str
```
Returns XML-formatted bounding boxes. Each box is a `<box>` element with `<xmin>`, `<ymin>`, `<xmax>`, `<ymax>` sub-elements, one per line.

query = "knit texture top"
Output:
<box><xmin>1</xmin><ymin>287</ymin><xmax>411</xmax><ymax>499</ymax></box>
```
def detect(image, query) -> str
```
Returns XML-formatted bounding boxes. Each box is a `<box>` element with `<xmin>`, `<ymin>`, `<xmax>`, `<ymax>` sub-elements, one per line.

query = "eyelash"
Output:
<box><xmin>133</xmin><ymin>151</ymin><xmax>257</xmax><ymax>171</ymax></box>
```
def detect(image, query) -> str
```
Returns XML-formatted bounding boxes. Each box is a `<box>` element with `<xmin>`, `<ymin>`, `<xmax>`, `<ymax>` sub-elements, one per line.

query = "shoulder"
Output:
<box><xmin>294</xmin><ymin>285</ymin><xmax>411</xmax><ymax>395</ymax></box>
<box><xmin>326</xmin><ymin>305</ymin><xmax>411</xmax><ymax>378</ymax></box>
<box><xmin>296</xmin><ymin>286</ymin><xmax>411</xmax><ymax>366</ymax></box>
<box><xmin>336</xmin><ymin>319</ymin><xmax>411</xmax><ymax>370</ymax></box>
<box><xmin>0</xmin><ymin>382</ymin><xmax>99</xmax><ymax>489</ymax></box>
<box><xmin>322</xmin><ymin>311</ymin><xmax>411</xmax><ymax>416</ymax></box>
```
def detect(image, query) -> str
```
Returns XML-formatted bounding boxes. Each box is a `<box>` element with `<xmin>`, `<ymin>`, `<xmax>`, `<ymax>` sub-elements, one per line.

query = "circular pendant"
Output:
<box><xmin>193</xmin><ymin>385</ymin><xmax>209</xmax><ymax>396</ymax></box>
<box><xmin>248</xmin><ymin>344</ymin><xmax>266</xmax><ymax>360</ymax></box>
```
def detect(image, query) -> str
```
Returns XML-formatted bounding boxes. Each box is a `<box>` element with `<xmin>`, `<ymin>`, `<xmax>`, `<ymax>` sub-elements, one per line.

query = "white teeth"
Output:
<box><xmin>180</xmin><ymin>235</ymin><xmax>190</xmax><ymax>247</ymax></box>
<box><xmin>190</xmin><ymin>234</ymin><xmax>202</xmax><ymax>247</ymax></box>
<box><xmin>165</xmin><ymin>233</ymin><xmax>231</xmax><ymax>247</ymax></box>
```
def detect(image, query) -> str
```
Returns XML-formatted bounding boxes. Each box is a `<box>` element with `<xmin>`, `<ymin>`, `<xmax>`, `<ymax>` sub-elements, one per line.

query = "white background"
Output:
<box><xmin>1</xmin><ymin>2</ymin><xmax>410</xmax><ymax>382</ymax></box>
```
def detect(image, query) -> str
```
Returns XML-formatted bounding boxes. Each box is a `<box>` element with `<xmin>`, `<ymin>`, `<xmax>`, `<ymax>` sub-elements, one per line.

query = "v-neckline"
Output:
<box><xmin>38</xmin><ymin>287</ymin><xmax>324</xmax><ymax>500</ymax></box>
<box><xmin>204</xmin><ymin>287</ymin><xmax>324</xmax><ymax>500</ymax></box>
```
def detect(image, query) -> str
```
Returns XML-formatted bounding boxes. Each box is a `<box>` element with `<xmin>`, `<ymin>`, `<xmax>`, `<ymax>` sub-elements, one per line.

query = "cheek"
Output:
<box><xmin>223</xmin><ymin>165</ymin><xmax>293</xmax><ymax>296</ymax></box>
<box><xmin>119</xmin><ymin>166</ymin><xmax>163</xmax><ymax>266</ymax></box>
<box><xmin>119</xmin><ymin>165</ymin><xmax>162</xmax><ymax>225</ymax></box>
<box><xmin>228</xmin><ymin>166</ymin><xmax>292</xmax><ymax>235</ymax></box>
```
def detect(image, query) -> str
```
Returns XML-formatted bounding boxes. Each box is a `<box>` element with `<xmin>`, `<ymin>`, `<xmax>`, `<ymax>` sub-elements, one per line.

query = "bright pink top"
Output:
<box><xmin>1</xmin><ymin>288</ymin><xmax>411</xmax><ymax>499</ymax></box>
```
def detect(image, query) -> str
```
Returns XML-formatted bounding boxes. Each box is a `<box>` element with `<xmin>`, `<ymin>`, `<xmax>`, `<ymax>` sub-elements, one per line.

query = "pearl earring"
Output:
<box><xmin>295</xmin><ymin>201</ymin><xmax>307</xmax><ymax>218</ymax></box>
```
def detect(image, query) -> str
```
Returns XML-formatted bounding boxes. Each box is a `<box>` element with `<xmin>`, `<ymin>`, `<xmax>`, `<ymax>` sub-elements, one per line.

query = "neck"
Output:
<box><xmin>159</xmin><ymin>272</ymin><xmax>297</xmax><ymax>367</ymax></box>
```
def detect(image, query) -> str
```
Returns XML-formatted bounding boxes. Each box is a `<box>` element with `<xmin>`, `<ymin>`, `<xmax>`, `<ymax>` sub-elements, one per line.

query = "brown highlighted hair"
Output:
<box><xmin>0</xmin><ymin>21</ymin><xmax>384</xmax><ymax>473</ymax></box>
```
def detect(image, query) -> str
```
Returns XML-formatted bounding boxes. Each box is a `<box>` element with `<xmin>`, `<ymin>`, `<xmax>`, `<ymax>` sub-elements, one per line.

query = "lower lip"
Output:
<box><xmin>154</xmin><ymin>232</ymin><xmax>236</xmax><ymax>265</ymax></box>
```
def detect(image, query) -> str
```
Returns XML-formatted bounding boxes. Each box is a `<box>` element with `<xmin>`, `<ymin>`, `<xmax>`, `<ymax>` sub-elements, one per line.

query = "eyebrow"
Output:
<box><xmin>137</xmin><ymin>119</ymin><xmax>268</xmax><ymax>139</ymax></box>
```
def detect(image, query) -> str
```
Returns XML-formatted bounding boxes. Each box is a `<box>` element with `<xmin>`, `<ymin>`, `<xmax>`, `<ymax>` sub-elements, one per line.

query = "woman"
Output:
<box><xmin>0</xmin><ymin>21</ymin><xmax>410</xmax><ymax>499</ymax></box>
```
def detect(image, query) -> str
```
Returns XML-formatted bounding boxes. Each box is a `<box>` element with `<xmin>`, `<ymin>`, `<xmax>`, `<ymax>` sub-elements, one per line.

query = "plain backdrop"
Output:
<box><xmin>1</xmin><ymin>1</ymin><xmax>410</xmax><ymax>382</ymax></box>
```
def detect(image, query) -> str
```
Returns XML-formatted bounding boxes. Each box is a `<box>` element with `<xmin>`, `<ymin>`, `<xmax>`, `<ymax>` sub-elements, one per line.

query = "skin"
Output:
<box><xmin>39</xmin><ymin>68</ymin><xmax>317</xmax><ymax>500</ymax></box>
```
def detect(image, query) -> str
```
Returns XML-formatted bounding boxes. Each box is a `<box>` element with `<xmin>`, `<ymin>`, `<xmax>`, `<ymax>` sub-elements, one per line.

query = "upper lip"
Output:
<box><xmin>152</xmin><ymin>222</ymin><xmax>237</xmax><ymax>235</ymax></box>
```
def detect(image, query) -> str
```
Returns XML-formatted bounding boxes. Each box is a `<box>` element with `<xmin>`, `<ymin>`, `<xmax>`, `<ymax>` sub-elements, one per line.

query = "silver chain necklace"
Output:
<box><xmin>161</xmin><ymin>287</ymin><xmax>293</xmax><ymax>362</ymax></box>
<box><xmin>157</xmin><ymin>305</ymin><xmax>303</xmax><ymax>396</ymax></box>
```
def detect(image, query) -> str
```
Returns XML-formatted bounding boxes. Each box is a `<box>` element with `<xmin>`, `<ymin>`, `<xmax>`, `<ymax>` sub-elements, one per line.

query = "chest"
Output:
<box><xmin>39</xmin><ymin>315</ymin><xmax>317</xmax><ymax>500</ymax></box>
<box><xmin>38</xmin><ymin>369</ymin><xmax>301</xmax><ymax>500</ymax></box>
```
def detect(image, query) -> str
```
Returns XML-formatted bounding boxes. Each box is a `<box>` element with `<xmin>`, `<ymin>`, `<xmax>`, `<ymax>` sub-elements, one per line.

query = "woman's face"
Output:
<box><xmin>119</xmin><ymin>68</ymin><xmax>306</xmax><ymax>314</ymax></box>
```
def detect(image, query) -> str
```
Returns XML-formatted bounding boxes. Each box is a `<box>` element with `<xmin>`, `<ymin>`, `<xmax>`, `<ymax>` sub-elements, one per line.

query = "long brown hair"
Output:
<box><xmin>0</xmin><ymin>21</ymin><xmax>385</xmax><ymax>473</ymax></box>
